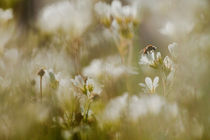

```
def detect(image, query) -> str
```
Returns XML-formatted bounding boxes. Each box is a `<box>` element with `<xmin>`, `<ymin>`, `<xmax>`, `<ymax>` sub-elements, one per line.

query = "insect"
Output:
<box><xmin>140</xmin><ymin>44</ymin><xmax>157</xmax><ymax>54</ymax></box>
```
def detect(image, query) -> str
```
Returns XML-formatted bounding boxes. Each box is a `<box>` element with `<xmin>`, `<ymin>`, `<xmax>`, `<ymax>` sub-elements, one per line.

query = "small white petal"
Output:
<box><xmin>163</xmin><ymin>56</ymin><xmax>174</xmax><ymax>70</ymax></box>
<box><xmin>153</xmin><ymin>76</ymin><xmax>159</xmax><ymax>89</ymax></box>
<box><xmin>151</xmin><ymin>52</ymin><xmax>155</xmax><ymax>61</ymax></box>
<box><xmin>111</xmin><ymin>0</ymin><xmax>122</xmax><ymax>17</ymax></box>
<box><xmin>168</xmin><ymin>42</ymin><xmax>177</xmax><ymax>57</ymax></box>
<box><xmin>156</xmin><ymin>52</ymin><xmax>161</xmax><ymax>60</ymax></box>
<box><xmin>139</xmin><ymin>83</ymin><xmax>146</xmax><ymax>87</ymax></box>
<box><xmin>139</xmin><ymin>55</ymin><xmax>150</xmax><ymax>65</ymax></box>
<box><xmin>145</xmin><ymin>77</ymin><xmax>153</xmax><ymax>90</ymax></box>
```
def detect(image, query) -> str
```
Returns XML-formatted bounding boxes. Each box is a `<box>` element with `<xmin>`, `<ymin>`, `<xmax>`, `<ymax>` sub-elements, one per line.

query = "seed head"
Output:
<box><xmin>38</xmin><ymin>69</ymin><xmax>45</xmax><ymax>77</ymax></box>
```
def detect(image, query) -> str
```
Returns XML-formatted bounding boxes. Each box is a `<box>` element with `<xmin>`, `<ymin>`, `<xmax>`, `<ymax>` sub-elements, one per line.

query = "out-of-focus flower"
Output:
<box><xmin>94</xmin><ymin>1</ymin><xmax>112</xmax><ymax>27</ymax></box>
<box><xmin>129</xmin><ymin>95</ymin><xmax>179</xmax><ymax>121</ymax></box>
<box><xmin>38</xmin><ymin>0</ymin><xmax>92</xmax><ymax>36</ymax></box>
<box><xmin>4</xmin><ymin>48</ymin><xmax>19</xmax><ymax>63</ymax></box>
<box><xmin>168</xmin><ymin>42</ymin><xmax>177</xmax><ymax>58</ymax></box>
<box><xmin>83</xmin><ymin>55</ymin><xmax>138</xmax><ymax>79</ymax></box>
<box><xmin>139</xmin><ymin>76</ymin><xmax>159</xmax><ymax>94</ymax></box>
<box><xmin>0</xmin><ymin>8</ymin><xmax>13</xmax><ymax>22</ymax></box>
<box><xmin>163</xmin><ymin>56</ymin><xmax>174</xmax><ymax>72</ymax></box>
<box><xmin>103</xmin><ymin>94</ymin><xmax>179</xmax><ymax>122</ymax></box>
<box><xmin>139</xmin><ymin>52</ymin><xmax>162</xmax><ymax>68</ymax></box>
<box><xmin>103</xmin><ymin>93</ymin><xmax>128</xmax><ymax>121</ymax></box>
<box><xmin>111</xmin><ymin>0</ymin><xmax>122</xmax><ymax>18</ymax></box>
<box><xmin>0</xmin><ymin>9</ymin><xmax>14</xmax><ymax>53</ymax></box>
<box><xmin>160</xmin><ymin>20</ymin><xmax>194</xmax><ymax>37</ymax></box>
<box><xmin>111</xmin><ymin>0</ymin><xmax>137</xmax><ymax>22</ymax></box>
<box><xmin>30</xmin><ymin>49</ymin><xmax>74</xmax><ymax>75</ymax></box>
<box><xmin>159</xmin><ymin>21</ymin><xmax>175</xmax><ymax>36</ymax></box>
<box><xmin>94</xmin><ymin>0</ymin><xmax>139</xmax><ymax>38</ymax></box>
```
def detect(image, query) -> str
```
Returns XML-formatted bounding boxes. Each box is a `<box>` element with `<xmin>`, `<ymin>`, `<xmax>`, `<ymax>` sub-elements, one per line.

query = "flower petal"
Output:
<box><xmin>156</xmin><ymin>52</ymin><xmax>161</xmax><ymax>60</ymax></box>
<box><xmin>145</xmin><ymin>77</ymin><xmax>153</xmax><ymax>90</ymax></box>
<box><xmin>139</xmin><ymin>83</ymin><xmax>146</xmax><ymax>87</ymax></box>
<box><xmin>153</xmin><ymin>76</ymin><xmax>159</xmax><ymax>89</ymax></box>
<box><xmin>168</xmin><ymin>42</ymin><xmax>177</xmax><ymax>57</ymax></box>
<box><xmin>163</xmin><ymin>56</ymin><xmax>173</xmax><ymax>70</ymax></box>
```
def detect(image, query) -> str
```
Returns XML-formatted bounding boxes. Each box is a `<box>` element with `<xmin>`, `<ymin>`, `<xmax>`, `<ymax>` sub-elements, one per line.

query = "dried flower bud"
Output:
<box><xmin>31</xmin><ymin>79</ymin><xmax>36</xmax><ymax>86</ymax></box>
<box><xmin>38</xmin><ymin>69</ymin><xmax>45</xmax><ymax>77</ymax></box>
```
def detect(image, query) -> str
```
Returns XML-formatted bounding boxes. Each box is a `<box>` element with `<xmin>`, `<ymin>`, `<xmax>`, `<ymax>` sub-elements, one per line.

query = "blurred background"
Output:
<box><xmin>0</xmin><ymin>0</ymin><xmax>209</xmax><ymax>139</ymax></box>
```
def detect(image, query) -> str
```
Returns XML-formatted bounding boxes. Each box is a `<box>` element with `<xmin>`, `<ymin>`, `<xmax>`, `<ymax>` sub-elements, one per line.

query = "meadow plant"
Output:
<box><xmin>0</xmin><ymin>0</ymin><xmax>209</xmax><ymax>140</ymax></box>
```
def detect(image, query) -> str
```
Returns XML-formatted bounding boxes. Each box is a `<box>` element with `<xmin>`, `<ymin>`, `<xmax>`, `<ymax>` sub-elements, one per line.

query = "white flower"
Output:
<box><xmin>86</xmin><ymin>78</ymin><xmax>102</xmax><ymax>97</ymax></box>
<box><xmin>94</xmin><ymin>1</ymin><xmax>111</xmax><ymax>19</ymax></box>
<box><xmin>160</xmin><ymin>20</ymin><xmax>194</xmax><ymax>37</ymax></box>
<box><xmin>71</xmin><ymin>75</ymin><xmax>102</xmax><ymax>99</ymax></box>
<box><xmin>111</xmin><ymin>0</ymin><xmax>122</xmax><ymax>18</ymax></box>
<box><xmin>139</xmin><ymin>52</ymin><xmax>162</xmax><ymax>68</ymax></box>
<box><xmin>83</xmin><ymin>55</ymin><xmax>137</xmax><ymax>79</ymax></box>
<box><xmin>0</xmin><ymin>8</ymin><xmax>13</xmax><ymax>22</ymax></box>
<box><xmin>103</xmin><ymin>93</ymin><xmax>128</xmax><ymax>121</ymax></box>
<box><xmin>71</xmin><ymin>75</ymin><xmax>85</xmax><ymax>91</ymax></box>
<box><xmin>111</xmin><ymin>0</ymin><xmax>137</xmax><ymax>19</ymax></box>
<box><xmin>129</xmin><ymin>95</ymin><xmax>179</xmax><ymax>121</ymax></box>
<box><xmin>38</xmin><ymin>0</ymin><xmax>92</xmax><ymax>36</ymax></box>
<box><xmin>168</xmin><ymin>42</ymin><xmax>177</xmax><ymax>58</ymax></box>
<box><xmin>160</xmin><ymin>21</ymin><xmax>175</xmax><ymax>36</ymax></box>
<box><xmin>163</xmin><ymin>56</ymin><xmax>174</xmax><ymax>71</ymax></box>
<box><xmin>122</xmin><ymin>5</ymin><xmax>137</xmax><ymax>19</ymax></box>
<box><xmin>139</xmin><ymin>76</ymin><xmax>159</xmax><ymax>94</ymax></box>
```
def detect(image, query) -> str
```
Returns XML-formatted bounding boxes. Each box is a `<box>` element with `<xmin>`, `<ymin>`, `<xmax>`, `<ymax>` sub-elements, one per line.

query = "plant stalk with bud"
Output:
<box><xmin>38</xmin><ymin>69</ymin><xmax>45</xmax><ymax>101</ymax></box>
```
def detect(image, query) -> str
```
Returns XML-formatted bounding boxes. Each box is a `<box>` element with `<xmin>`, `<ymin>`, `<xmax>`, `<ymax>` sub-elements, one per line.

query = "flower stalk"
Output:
<box><xmin>38</xmin><ymin>69</ymin><xmax>45</xmax><ymax>101</ymax></box>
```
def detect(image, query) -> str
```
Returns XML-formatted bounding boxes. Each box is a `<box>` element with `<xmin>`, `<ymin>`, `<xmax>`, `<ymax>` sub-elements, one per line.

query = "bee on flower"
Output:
<box><xmin>139</xmin><ymin>50</ymin><xmax>162</xmax><ymax>68</ymax></box>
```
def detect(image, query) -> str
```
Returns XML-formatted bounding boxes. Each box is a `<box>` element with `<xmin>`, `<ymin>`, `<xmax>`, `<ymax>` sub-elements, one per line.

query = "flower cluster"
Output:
<box><xmin>139</xmin><ymin>43</ymin><xmax>177</xmax><ymax>94</ymax></box>
<box><xmin>139</xmin><ymin>51</ymin><xmax>162</xmax><ymax>68</ymax></box>
<box><xmin>82</xmin><ymin>55</ymin><xmax>138</xmax><ymax>79</ymax></box>
<box><xmin>95</xmin><ymin>0</ymin><xmax>139</xmax><ymax>38</ymax></box>
<box><xmin>71</xmin><ymin>75</ymin><xmax>102</xmax><ymax>101</ymax></box>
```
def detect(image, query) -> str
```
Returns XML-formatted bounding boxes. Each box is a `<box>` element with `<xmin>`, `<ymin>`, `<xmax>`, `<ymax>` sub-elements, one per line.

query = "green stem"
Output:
<box><xmin>85</xmin><ymin>101</ymin><xmax>92</xmax><ymax>122</ymax></box>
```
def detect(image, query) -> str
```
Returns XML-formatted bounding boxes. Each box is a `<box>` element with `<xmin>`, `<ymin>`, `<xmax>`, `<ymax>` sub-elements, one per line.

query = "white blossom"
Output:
<box><xmin>83</xmin><ymin>55</ymin><xmax>137</xmax><ymax>79</ymax></box>
<box><xmin>71</xmin><ymin>75</ymin><xmax>102</xmax><ymax>99</ymax></box>
<box><xmin>139</xmin><ymin>52</ymin><xmax>162</xmax><ymax>68</ymax></box>
<box><xmin>0</xmin><ymin>8</ymin><xmax>13</xmax><ymax>22</ymax></box>
<box><xmin>163</xmin><ymin>56</ymin><xmax>174</xmax><ymax>71</ymax></box>
<box><xmin>38</xmin><ymin>0</ymin><xmax>92</xmax><ymax>36</ymax></box>
<box><xmin>94</xmin><ymin>1</ymin><xmax>111</xmax><ymax>19</ymax></box>
<box><xmin>104</xmin><ymin>93</ymin><xmax>128</xmax><ymax>121</ymax></box>
<box><xmin>71</xmin><ymin>75</ymin><xmax>85</xmax><ymax>91</ymax></box>
<box><xmin>168</xmin><ymin>42</ymin><xmax>177</xmax><ymax>58</ymax></box>
<box><xmin>160</xmin><ymin>21</ymin><xmax>175</xmax><ymax>36</ymax></box>
<box><xmin>129</xmin><ymin>95</ymin><xmax>179</xmax><ymax>121</ymax></box>
<box><xmin>139</xmin><ymin>76</ymin><xmax>159</xmax><ymax>94</ymax></box>
<box><xmin>111</xmin><ymin>0</ymin><xmax>122</xmax><ymax>18</ymax></box>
